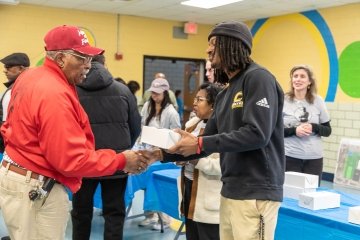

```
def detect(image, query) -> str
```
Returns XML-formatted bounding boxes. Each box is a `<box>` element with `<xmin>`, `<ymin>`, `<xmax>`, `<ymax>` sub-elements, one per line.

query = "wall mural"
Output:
<box><xmin>251</xmin><ymin>10</ymin><xmax>360</xmax><ymax>102</ymax></box>
<box><xmin>338</xmin><ymin>41</ymin><xmax>360</xmax><ymax>99</ymax></box>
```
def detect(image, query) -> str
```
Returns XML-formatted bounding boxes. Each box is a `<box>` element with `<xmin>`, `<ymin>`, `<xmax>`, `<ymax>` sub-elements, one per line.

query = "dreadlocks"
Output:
<box><xmin>213</xmin><ymin>36</ymin><xmax>253</xmax><ymax>84</ymax></box>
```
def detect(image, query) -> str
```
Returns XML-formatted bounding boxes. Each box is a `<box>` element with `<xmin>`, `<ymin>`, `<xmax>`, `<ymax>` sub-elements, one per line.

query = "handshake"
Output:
<box><xmin>121</xmin><ymin>149</ymin><xmax>163</xmax><ymax>174</ymax></box>
<box><xmin>121</xmin><ymin>127</ymin><xmax>202</xmax><ymax>174</ymax></box>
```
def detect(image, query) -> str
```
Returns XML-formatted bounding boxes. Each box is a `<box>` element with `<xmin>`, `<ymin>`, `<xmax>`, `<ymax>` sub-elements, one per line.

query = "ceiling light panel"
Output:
<box><xmin>181</xmin><ymin>0</ymin><xmax>243</xmax><ymax>9</ymax></box>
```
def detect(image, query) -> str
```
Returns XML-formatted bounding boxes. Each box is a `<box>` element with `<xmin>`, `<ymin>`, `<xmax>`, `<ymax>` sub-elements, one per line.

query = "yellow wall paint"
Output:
<box><xmin>252</xmin><ymin>14</ymin><xmax>329</xmax><ymax>98</ymax></box>
<box><xmin>320</xmin><ymin>4</ymin><xmax>360</xmax><ymax>54</ymax></box>
<box><xmin>250</xmin><ymin>3</ymin><xmax>360</xmax><ymax>102</ymax></box>
<box><xmin>110</xmin><ymin>15</ymin><xmax>211</xmax><ymax>89</ymax></box>
<box><xmin>1</xmin><ymin>3</ymin><xmax>360</xmax><ymax>101</ymax></box>
<box><xmin>317</xmin><ymin>4</ymin><xmax>360</xmax><ymax>102</ymax></box>
<box><xmin>0</xmin><ymin>4</ymin><xmax>212</xmax><ymax>93</ymax></box>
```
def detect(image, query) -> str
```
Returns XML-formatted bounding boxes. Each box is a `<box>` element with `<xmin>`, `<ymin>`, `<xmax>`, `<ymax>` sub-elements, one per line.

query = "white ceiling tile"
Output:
<box><xmin>17</xmin><ymin>0</ymin><xmax>360</xmax><ymax>24</ymax></box>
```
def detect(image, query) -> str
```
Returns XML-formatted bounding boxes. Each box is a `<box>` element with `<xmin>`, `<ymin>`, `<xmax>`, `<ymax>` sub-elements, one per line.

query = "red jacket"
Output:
<box><xmin>1</xmin><ymin>58</ymin><xmax>126</xmax><ymax>193</ymax></box>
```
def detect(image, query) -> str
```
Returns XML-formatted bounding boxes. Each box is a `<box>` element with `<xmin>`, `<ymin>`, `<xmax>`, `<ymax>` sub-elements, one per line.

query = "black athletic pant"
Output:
<box><xmin>71</xmin><ymin>177</ymin><xmax>128</xmax><ymax>240</ymax></box>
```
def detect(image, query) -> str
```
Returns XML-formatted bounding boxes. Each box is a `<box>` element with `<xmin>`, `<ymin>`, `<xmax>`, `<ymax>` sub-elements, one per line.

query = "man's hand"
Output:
<box><xmin>137</xmin><ymin>148</ymin><xmax>162</xmax><ymax>165</ymax></box>
<box><xmin>168</xmin><ymin>129</ymin><xmax>198</xmax><ymax>156</ymax></box>
<box><xmin>122</xmin><ymin>150</ymin><xmax>148</xmax><ymax>174</ymax></box>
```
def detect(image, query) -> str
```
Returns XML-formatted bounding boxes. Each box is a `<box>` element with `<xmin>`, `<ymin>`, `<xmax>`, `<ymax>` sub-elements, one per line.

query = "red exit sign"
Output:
<box><xmin>184</xmin><ymin>22</ymin><xmax>198</xmax><ymax>34</ymax></box>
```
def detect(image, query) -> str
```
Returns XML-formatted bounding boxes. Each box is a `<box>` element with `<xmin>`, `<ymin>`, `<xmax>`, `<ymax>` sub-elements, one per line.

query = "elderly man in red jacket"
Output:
<box><xmin>0</xmin><ymin>25</ymin><xmax>151</xmax><ymax>240</ymax></box>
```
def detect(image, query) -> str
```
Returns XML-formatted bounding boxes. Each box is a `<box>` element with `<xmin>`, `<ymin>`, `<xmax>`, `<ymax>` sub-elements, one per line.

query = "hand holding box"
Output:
<box><xmin>140</xmin><ymin>126</ymin><xmax>181</xmax><ymax>149</ymax></box>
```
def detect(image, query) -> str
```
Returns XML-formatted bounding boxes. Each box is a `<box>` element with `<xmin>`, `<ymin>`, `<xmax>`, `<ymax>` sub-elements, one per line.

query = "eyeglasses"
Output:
<box><xmin>62</xmin><ymin>51</ymin><xmax>92</xmax><ymax>64</ymax></box>
<box><xmin>193</xmin><ymin>96</ymin><xmax>207</xmax><ymax>103</ymax></box>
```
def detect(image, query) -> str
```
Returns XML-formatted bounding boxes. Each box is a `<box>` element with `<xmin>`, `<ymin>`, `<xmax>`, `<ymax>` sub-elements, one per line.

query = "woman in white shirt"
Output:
<box><xmin>160</xmin><ymin>82</ymin><xmax>223</xmax><ymax>240</ymax></box>
<box><xmin>141</xmin><ymin>78</ymin><xmax>180</xmax><ymax>129</ymax></box>
<box><xmin>180</xmin><ymin>82</ymin><xmax>223</xmax><ymax>240</ymax></box>
<box><xmin>138</xmin><ymin>77</ymin><xmax>181</xmax><ymax>230</ymax></box>
<box><xmin>283</xmin><ymin>65</ymin><xmax>332</xmax><ymax>186</ymax></box>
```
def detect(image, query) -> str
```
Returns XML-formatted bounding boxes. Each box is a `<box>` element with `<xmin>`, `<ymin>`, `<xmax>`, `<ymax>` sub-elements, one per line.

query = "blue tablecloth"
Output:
<box><xmin>276</xmin><ymin>188</ymin><xmax>360</xmax><ymax>240</ymax></box>
<box><xmin>126</xmin><ymin>172</ymin><xmax>360</xmax><ymax>239</ymax></box>
<box><xmin>124</xmin><ymin>161</ymin><xmax>180</xmax><ymax>207</ymax></box>
<box><xmin>90</xmin><ymin>161</ymin><xmax>180</xmax><ymax>209</ymax></box>
<box><xmin>71</xmin><ymin>162</ymin><xmax>360</xmax><ymax>239</ymax></box>
<box><xmin>143</xmin><ymin>169</ymin><xmax>182</xmax><ymax>220</ymax></box>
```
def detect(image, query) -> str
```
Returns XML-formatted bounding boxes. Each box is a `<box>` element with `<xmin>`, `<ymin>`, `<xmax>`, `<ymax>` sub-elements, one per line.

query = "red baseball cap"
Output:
<box><xmin>44</xmin><ymin>25</ymin><xmax>104</xmax><ymax>56</ymax></box>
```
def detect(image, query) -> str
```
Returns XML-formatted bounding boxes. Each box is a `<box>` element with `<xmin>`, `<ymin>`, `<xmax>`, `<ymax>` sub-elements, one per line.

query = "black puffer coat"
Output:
<box><xmin>76</xmin><ymin>61</ymin><xmax>141</xmax><ymax>178</ymax></box>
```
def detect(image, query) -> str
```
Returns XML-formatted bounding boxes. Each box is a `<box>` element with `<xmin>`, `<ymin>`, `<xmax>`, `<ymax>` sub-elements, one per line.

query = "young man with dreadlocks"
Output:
<box><xmin>157</xmin><ymin>21</ymin><xmax>285</xmax><ymax>240</ymax></box>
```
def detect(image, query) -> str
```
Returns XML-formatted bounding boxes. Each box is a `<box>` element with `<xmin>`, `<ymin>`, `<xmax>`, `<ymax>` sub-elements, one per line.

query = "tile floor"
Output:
<box><xmin>1</xmin><ymin>181</ymin><xmax>359</xmax><ymax>240</ymax></box>
<box><xmin>0</xmin><ymin>190</ymin><xmax>185</xmax><ymax>240</ymax></box>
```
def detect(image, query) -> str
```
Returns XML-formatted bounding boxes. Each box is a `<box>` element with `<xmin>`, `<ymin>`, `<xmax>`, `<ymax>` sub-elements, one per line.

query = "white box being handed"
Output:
<box><xmin>348</xmin><ymin>206</ymin><xmax>360</xmax><ymax>225</ymax></box>
<box><xmin>140</xmin><ymin>126</ymin><xmax>181</xmax><ymax>149</ymax></box>
<box><xmin>283</xmin><ymin>184</ymin><xmax>316</xmax><ymax>200</ymax></box>
<box><xmin>285</xmin><ymin>172</ymin><xmax>319</xmax><ymax>188</ymax></box>
<box><xmin>298</xmin><ymin>191</ymin><xmax>340</xmax><ymax>210</ymax></box>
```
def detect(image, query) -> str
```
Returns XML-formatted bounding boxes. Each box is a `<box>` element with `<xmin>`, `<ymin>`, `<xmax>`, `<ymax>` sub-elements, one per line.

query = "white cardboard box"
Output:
<box><xmin>298</xmin><ymin>191</ymin><xmax>340</xmax><ymax>210</ymax></box>
<box><xmin>140</xmin><ymin>126</ymin><xmax>181</xmax><ymax>149</ymax></box>
<box><xmin>348</xmin><ymin>206</ymin><xmax>360</xmax><ymax>225</ymax></box>
<box><xmin>283</xmin><ymin>184</ymin><xmax>316</xmax><ymax>200</ymax></box>
<box><xmin>285</xmin><ymin>171</ymin><xmax>319</xmax><ymax>188</ymax></box>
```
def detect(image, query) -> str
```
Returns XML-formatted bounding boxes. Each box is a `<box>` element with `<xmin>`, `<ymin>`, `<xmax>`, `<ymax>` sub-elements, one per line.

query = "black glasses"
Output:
<box><xmin>62</xmin><ymin>51</ymin><xmax>92</xmax><ymax>64</ymax></box>
<box><xmin>193</xmin><ymin>96</ymin><xmax>207</xmax><ymax>103</ymax></box>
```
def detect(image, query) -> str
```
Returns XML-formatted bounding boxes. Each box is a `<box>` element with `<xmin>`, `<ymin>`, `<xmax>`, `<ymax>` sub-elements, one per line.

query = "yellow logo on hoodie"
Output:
<box><xmin>232</xmin><ymin>91</ymin><xmax>243</xmax><ymax>109</ymax></box>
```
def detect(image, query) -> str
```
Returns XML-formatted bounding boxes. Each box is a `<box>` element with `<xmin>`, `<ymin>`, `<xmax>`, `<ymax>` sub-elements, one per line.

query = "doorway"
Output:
<box><xmin>143</xmin><ymin>56</ymin><xmax>205</xmax><ymax>125</ymax></box>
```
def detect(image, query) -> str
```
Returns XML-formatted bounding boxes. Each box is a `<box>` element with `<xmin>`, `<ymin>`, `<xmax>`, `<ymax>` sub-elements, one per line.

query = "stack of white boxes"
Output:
<box><xmin>284</xmin><ymin>171</ymin><xmax>318</xmax><ymax>200</ymax></box>
<box><xmin>284</xmin><ymin>172</ymin><xmax>341</xmax><ymax>210</ymax></box>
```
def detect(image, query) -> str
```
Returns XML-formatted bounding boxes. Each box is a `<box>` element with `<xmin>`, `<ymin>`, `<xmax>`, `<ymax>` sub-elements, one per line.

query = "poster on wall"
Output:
<box><xmin>334</xmin><ymin>138</ymin><xmax>360</xmax><ymax>189</ymax></box>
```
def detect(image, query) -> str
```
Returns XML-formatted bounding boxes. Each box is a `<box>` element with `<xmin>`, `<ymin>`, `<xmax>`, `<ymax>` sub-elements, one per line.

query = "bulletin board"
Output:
<box><xmin>334</xmin><ymin>138</ymin><xmax>360</xmax><ymax>189</ymax></box>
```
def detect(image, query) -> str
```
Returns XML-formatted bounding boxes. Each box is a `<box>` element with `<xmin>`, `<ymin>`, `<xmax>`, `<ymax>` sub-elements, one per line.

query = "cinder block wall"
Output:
<box><xmin>323</xmin><ymin>103</ymin><xmax>360</xmax><ymax>174</ymax></box>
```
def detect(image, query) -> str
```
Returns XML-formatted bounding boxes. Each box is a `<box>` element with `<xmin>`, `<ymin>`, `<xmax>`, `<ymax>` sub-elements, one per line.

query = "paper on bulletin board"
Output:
<box><xmin>334</xmin><ymin>138</ymin><xmax>360</xmax><ymax>189</ymax></box>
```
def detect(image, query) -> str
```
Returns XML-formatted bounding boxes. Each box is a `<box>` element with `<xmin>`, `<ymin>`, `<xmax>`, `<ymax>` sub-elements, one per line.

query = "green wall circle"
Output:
<box><xmin>339</xmin><ymin>41</ymin><xmax>360</xmax><ymax>98</ymax></box>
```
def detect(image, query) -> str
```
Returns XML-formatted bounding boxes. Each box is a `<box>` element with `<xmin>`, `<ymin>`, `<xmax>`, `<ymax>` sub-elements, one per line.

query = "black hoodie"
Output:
<box><xmin>203</xmin><ymin>62</ymin><xmax>285</xmax><ymax>201</ymax></box>
<box><xmin>162</xmin><ymin>62</ymin><xmax>285</xmax><ymax>201</ymax></box>
<box><xmin>76</xmin><ymin>61</ymin><xmax>141</xmax><ymax>178</ymax></box>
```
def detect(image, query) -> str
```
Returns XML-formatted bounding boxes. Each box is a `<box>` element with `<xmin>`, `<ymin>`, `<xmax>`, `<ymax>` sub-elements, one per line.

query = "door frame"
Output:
<box><xmin>143</xmin><ymin>55</ymin><xmax>206</xmax><ymax>123</ymax></box>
